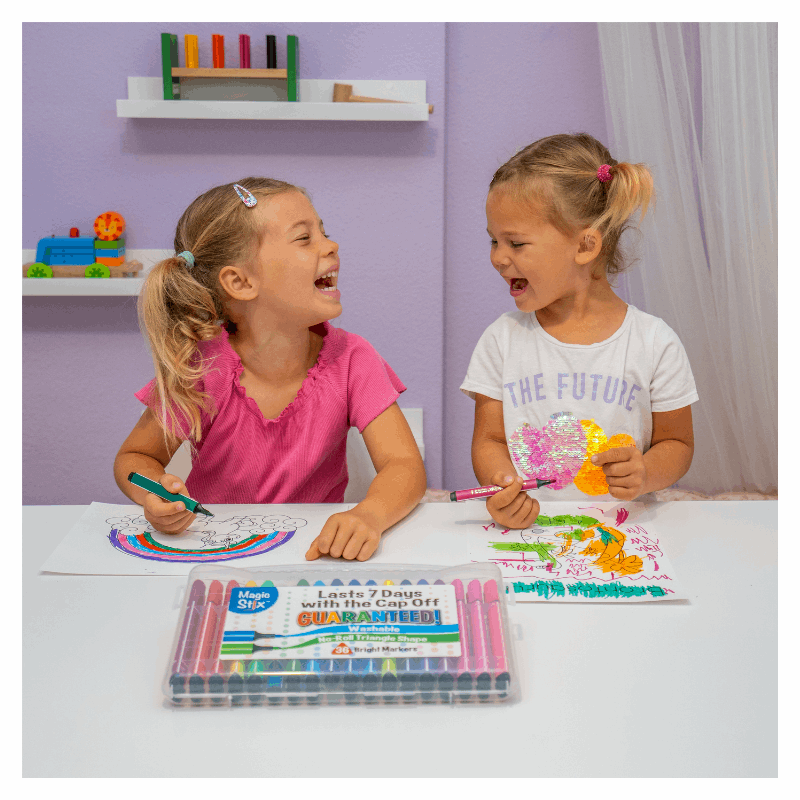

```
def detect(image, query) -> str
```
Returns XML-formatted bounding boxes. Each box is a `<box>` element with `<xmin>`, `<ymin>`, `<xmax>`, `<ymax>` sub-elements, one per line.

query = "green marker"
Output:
<box><xmin>127</xmin><ymin>471</ymin><xmax>213</xmax><ymax>517</ymax></box>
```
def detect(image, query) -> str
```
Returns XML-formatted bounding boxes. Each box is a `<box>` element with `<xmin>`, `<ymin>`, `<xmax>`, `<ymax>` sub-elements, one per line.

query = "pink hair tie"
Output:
<box><xmin>597</xmin><ymin>164</ymin><xmax>613</xmax><ymax>183</ymax></box>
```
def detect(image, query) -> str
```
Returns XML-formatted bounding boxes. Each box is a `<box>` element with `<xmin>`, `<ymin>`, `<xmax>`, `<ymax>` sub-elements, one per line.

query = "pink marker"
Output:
<box><xmin>191</xmin><ymin>580</ymin><xmax>223</xmax><ymax>677</ymax></box>
<box><xmin>451</xmin><ymin>579</ymin><xmax>473</xmax><ymax>699</ymax></box>
<box><xmin>467</xmin><ymin>579</ymin><xmax>493</xmax><ymax>699</ymax></box>
<box><xmin>177</xmin><ymin>580</ymin><xmax>206</xmax><ymax>676</ymax></box>
<box><xmin>449</xmin><ymin>477</ymin><xmax>555</xmax><ymax>502</ymax></box>
<box><xmin>483</xmin><ymin>579</ymin><xmax>510</xmax><ymax>696</ymax></box>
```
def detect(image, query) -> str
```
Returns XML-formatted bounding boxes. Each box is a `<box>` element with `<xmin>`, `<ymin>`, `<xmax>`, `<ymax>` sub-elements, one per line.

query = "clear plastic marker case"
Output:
<box><xmin>164</xmin><ymin>562</ymin><xmax>518</xmax><ymax>706</ymax></box>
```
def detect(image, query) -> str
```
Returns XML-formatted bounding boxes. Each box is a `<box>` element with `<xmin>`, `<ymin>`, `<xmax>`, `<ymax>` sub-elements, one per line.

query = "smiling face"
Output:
<box><xmin>486</xmin><ymin>185</ymin><xmax>594</xmax><ymax>315</ymax></box>
<box><xmin>248</xmin><ymin>190</ymin><xmax>341</xmax><ymax>326</ymax></box>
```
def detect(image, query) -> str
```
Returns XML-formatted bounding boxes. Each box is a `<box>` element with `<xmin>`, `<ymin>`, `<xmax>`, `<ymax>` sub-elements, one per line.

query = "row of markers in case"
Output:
<box><xmin>165</xmin><ymin>563</ymin><xmax>517</xmax><ymax>706</ymax></box>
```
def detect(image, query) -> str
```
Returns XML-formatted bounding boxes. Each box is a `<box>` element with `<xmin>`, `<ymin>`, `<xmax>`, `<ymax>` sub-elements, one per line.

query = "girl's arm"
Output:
<box><xmin>113</xmin><ymin>409</ymin><xmax>197</xmax><ymax>533</ymax></box>
<box><xmin>471</xmin><ymin>393</ymin><xmax>540</xmax><ymax>529</ymax></box>
<box><xmin>305</xmin><ymin>402</ymin><xmax>427</xmax><ymax>561</ymax></box>
<box><xmin>592</xmin><ymin>405</ymin><xmax>694</xmax><ymax>499</ymax></box>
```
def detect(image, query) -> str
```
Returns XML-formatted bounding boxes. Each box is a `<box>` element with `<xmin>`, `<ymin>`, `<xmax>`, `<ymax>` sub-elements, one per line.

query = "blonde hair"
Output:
<box><xmin>489</xmin><ymin>133</ymin><xmax>654</xmax><ymax>276</ymax></box>
<box><xmin>139</xmin><ymin>177</ymin><xmax>307</xmax><ymax>445</ymax></box>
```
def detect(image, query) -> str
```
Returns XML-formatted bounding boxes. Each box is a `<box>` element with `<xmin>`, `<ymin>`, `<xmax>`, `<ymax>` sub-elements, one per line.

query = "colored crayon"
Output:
<box><xmin>304</xmin><ymin>656</ymin><xmax>322</xmax><ymax>705</ymax></box>
<box><xmin>284</xmin><ymin>659</ymin><xmax>306</xmax><ymax>704</ymax></box>
<box><xmin>362</xmin><ymin>580</ymin><xmax>381</xmax><ymax>702</ymax></box>
<box><xmin>227</xmin><ymin>660</ymin><xmax>246</xmax><ymax>704</ymax></box>
<box><xmin>449</xmin><ymin>477</ymin><xmax>555</xmax><ymax>502</ymax></box>
<box><xmin>265</xmin><ymin>660</ymin><xmax>284</xmax><ymax>705</ymax></box>
<box><xmin>248</xmin><ymin>579</ymin><xmax>279</xmax><ymax>704</ymax></box>
<box><xmin>484</xmin><ymin>579</ymin><xmax>511</xmax><ymax>697</ymax></box>
<box><xmin>452</xmin><ymin>579</ymin><xmax>473</xmax><ymax>701</ymax></box>
<box><xmin>313</xmin><ymin>579</ymin><xmax>343</xmax><ymax>692</ymax></box>
<box><xmin>189</xmin><ymin>580</ymin><xmax>223</xmax><ymax>700</ymax></box>
<box><xmin>381</xmin><ymin>580</ymin><xmax>399</xmax><ymax>702</ymax></box>
<box><xmin>434</xmin><ymin>578</ymin><xmax>456</xmax><ymax>701</ymax></box>
<box><xmin>208</xmin><ymin>579</ymin><xmax>238</xmax><ymax>699</ymax></box>
<box><xmin>397</xmin><ymin>579</ymin><xmax>418</xmax><ymax>702</ymax></box>
<box><xmin>297</xmin><ymin>578</ymin><xmax>320</xmax><ymax>704</ymax></box>
<box><xmin>266</xmin><ymin>35</ymin><xmax>276</xmax><ymax>68</ymax></box>
<box><xmin>170</xmin><ymin>579</ymin><xmax>205</xmax><ymax>697</ymax></box>
<box><xmin>467</xmin><ymin>579</ymin><xmax>493</xmax><ymax>700</ymax></box>
<box><xmin>246</xmin><ymin>658</ymin><xmax>267</xmax><ymax>704</ymax></box>
<box><xmin>343</xmin><ymin>580</ymin><xmax>365</xmax><ymax>703</ymax></box>
<box><xmin>127</xmin><ymin>472</ymin><xmax>212</xmax><ymax>517</ymax></box>
<box><xmin>415</xmin><ymin>579</ymin><xmax>437</xmax><ymax>703</ymax></box>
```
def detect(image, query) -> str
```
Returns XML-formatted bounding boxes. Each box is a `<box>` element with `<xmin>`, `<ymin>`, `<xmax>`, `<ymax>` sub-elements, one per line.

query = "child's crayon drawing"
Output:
<box><xmin>106</xmin><ymin>513</ymin><xmax>304</xmax><ymax>562</ymax></box>
<box><xmin>467</xmin><ymin>502</ymin><xmax>684</xmax><ymax>602</ymax></box>
<box><xmin>41</xmin><ymin>502</ymin><xmax>336</xmax><ymax>575</ymax></box>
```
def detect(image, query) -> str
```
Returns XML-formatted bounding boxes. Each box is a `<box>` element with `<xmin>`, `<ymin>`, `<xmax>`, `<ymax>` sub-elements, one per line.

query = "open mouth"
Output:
<box><xmin>510</xmin><ymin>278</ymin><xmax>528</xmax><ymax>295</ymax></box>
<box><xmin>314</xmin><ymin>270</ymin><xmax>339</xmax><ymax>293</ymax></box>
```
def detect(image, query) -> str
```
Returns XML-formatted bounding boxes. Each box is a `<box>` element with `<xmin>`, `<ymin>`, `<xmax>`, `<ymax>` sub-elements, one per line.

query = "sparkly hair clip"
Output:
<box><xmin>597</xmin><ymin>164</ymin><xmax>613</xmax><ymax>184</ymax></box>
<box><xmin>177</xmin><ymin>250</ymin><xmax>195</xmax><ymax>268</ymax></box>
<box><xmin>233</xmin><ymin>183</ymin><xmax>258</xmax><ymax>207</ymax></box>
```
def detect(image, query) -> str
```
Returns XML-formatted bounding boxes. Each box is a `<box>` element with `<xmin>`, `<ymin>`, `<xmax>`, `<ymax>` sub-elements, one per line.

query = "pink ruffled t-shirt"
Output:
<box><xmin>135</xmin><ymin>321</ymin><xmax>406</xmax><ymax>504</ymax></box>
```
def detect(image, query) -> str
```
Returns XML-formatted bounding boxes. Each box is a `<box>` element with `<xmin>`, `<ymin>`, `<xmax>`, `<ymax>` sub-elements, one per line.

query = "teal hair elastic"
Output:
<box><xmin>177</xmin><ymin>250</ymin><xmax>195</xmax><ymax>268</ymax></box>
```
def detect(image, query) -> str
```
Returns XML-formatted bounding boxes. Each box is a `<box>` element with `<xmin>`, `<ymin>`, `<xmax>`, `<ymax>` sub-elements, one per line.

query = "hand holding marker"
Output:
<box><xmin>128</xmin><ymin>471</ymin><xmax>213</xmax><ymax>517</ymax></box>
<box><xmin>449</xmin><ymin>476</ymin><xmax>555</xmax><ymax>502</ymax></box>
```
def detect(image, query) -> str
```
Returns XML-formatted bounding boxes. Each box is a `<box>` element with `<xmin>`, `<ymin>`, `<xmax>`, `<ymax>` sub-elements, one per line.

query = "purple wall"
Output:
<box><xmin>442</xmin><ymin>23</ymin><xmax>609</xmax><ymax>491</ymax></box>
<box><xmin>22</xmin><ymin>22</ymin><xmax>608</xmax><ymax>505</ymax></box>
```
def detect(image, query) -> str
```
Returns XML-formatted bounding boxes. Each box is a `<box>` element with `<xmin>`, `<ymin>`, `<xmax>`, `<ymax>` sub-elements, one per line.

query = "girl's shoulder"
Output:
<box><xmin>624</xmin><ymin>305</ymin><xmax>683</xmax><ymax>342</ymax></box>
<box><xmin>317</xmin><ymin>321</ymin><xmax>385</xmax><ymax>364</ymax></box>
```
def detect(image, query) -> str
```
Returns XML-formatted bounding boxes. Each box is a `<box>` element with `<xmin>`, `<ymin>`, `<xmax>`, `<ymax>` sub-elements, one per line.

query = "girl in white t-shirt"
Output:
<box><xmin>461</xmin><ymin>133</ymin><xmax>697</xmax><ymax>528</ymax></box>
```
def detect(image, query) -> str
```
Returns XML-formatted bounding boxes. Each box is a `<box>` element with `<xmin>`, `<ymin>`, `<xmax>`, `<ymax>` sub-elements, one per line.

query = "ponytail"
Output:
<box><xmin>138</xmin><ymin>255</ymin><xmax>223</xmax><ymax>444</ymax></box>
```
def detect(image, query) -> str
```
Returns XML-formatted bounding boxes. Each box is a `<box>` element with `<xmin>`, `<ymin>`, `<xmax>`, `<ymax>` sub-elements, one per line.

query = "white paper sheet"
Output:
<box><xmin>462</xmin><ymin>501</ymin><xmax>685</xmax><ymax>602</ymax></box>
<box><xmin>40</xmin><ymin>502</ymin><xmax>354</xmax><ymax>576</ymax></box>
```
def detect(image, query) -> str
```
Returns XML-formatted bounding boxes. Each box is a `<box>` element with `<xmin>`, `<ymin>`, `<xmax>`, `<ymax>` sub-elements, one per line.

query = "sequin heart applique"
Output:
<box><xmin>508</xmin><ymin>412</ymin><xmax>587</xmax><ymax>490</ymax></box>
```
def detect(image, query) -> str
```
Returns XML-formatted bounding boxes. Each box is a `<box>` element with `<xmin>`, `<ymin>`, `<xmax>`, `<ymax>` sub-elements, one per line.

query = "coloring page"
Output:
<box><xmin>463</xmin><ymin>501</ymin><xmax>685</xmax><ymax>602</ymax></box>
<box><xmin>40</xmin><ymin>502</ymin><xmax>353</xmax><ymax>575</ymax></box>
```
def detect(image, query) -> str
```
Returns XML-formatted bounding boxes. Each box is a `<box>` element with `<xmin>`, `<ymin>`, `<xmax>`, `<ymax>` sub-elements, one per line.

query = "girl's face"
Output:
<box><xmin>486</xmin><ymin>186</ymin><xmax>592</xmax><ymax>314</ymax></box>
<box><xmin>250</xmin><ymin>191</ymin><xmax>341</xmax><ymax>326</ymax></box>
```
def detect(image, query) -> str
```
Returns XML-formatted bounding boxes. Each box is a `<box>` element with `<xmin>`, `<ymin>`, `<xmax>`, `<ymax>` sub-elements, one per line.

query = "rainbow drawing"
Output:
<box><xmin>106</xmin><ymin>513</ymin><xmax>304</xmax><ymax>563</ymax></box>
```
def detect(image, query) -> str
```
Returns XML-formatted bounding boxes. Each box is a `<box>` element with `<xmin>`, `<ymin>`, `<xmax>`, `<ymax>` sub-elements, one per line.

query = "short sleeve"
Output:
<box><xmin>459</xmin><ymin>322</ymin><xmax>505</xmax><ymax>401</ymax></box>
<box><xmin>135</xmin><ymin>379</ymin><xmax>198</xmax><ymax>441</ymax></box>
<box><xmin>649</xmin><ymin>320</ymin><xmax>699</xmax><ymax>412</ymax></box>
<box><xmin>345</xmin><ymin>336</ymin><xmax>407</xmax><ymax>433</ymax></box>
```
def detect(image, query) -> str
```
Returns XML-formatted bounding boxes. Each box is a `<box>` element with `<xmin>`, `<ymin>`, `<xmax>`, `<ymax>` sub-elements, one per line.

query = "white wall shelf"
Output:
<box><xmin>23</xmin><ymin>278</ymin><xmax>143</xmax><ymax>297</ymax></box>
<box><xmin>117</xmin><ymin>78</ymin><xmax>431</xmax><ymax>121</ymax></box>
<box><xmin>22</xmin><ymin>249</ymin><xmax>166</xmax><ymax>296</ymax></box>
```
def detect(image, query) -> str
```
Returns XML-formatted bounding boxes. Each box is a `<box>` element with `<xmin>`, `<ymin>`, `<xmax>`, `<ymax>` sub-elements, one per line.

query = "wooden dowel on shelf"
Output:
<box><xmin>332</xmin><ymin>83</ymin><xmax>433</xmax><ymax>114</ymax></box>
<box><xmin>172</xmin><ymin>68</ymin><xmax>288</xmax><ymax>79</ymax></box>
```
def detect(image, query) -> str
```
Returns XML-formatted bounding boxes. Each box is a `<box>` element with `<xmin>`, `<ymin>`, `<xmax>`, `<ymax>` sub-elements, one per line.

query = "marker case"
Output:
<box><xmin>164</xmin><ymin>562</ymin><xmax>518</xmax><ymax>706</ymax></box>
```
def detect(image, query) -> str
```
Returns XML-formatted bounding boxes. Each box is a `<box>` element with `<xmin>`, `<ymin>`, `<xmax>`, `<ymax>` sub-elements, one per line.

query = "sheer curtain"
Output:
<box><xmin>597</xmin><ymin>23</ymin><xmax>778</xmax><ymax>495</ymax></box>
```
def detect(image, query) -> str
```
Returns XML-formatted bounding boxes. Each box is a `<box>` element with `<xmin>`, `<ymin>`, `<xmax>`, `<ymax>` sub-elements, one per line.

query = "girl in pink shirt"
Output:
<box><xmin>114</xmin><ymin>178</ymin><xmax>426</xmax><ymax>561</ymax></box>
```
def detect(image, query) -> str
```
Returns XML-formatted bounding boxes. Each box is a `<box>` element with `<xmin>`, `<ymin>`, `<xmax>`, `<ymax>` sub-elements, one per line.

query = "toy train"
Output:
<box><xmin>25</xmin><ymin>211</ymin><xmax>142</xmax><ymax>278</ymax></box>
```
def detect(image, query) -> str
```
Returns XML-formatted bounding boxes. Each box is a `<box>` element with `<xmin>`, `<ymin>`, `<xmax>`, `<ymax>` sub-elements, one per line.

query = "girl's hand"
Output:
<box><xmin>591</xmin><ymin>447</ymin><xmax>648</xmax><ymax>500</ymax></box>
<box><xmin>485</xmin><ymin>472</ymin><xmax>541</xmax><ymax>530</ymax></box>
<box><xmin>305</xmin><ymin>509</ymin><xmax>381</xmax><ymax>562</ymax></box>
<box><xmin>142</xmin><ymin>473</ymin><xmax>197</xmax><ymax>534</ymax></box>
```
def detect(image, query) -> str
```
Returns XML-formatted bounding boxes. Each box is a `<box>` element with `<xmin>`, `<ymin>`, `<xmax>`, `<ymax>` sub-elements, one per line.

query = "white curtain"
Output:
<box><xmin>597</xmin><ymin>22</ymin><xmax>778</xmax><ymax>495</ymax></box>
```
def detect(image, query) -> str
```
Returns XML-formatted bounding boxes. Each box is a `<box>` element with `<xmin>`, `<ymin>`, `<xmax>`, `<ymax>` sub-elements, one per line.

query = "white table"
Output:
<box><xmin>23</xmin><ymin>501</ymin><xmax>777</xmax><ymax>778</ymax></box>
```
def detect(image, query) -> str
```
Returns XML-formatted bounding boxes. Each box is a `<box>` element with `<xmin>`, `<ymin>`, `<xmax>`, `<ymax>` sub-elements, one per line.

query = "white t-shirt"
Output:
<box><xmin>460</xmin><ymin>305</ymin><xmax>698</xmax><ymax>500</ymax></box>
